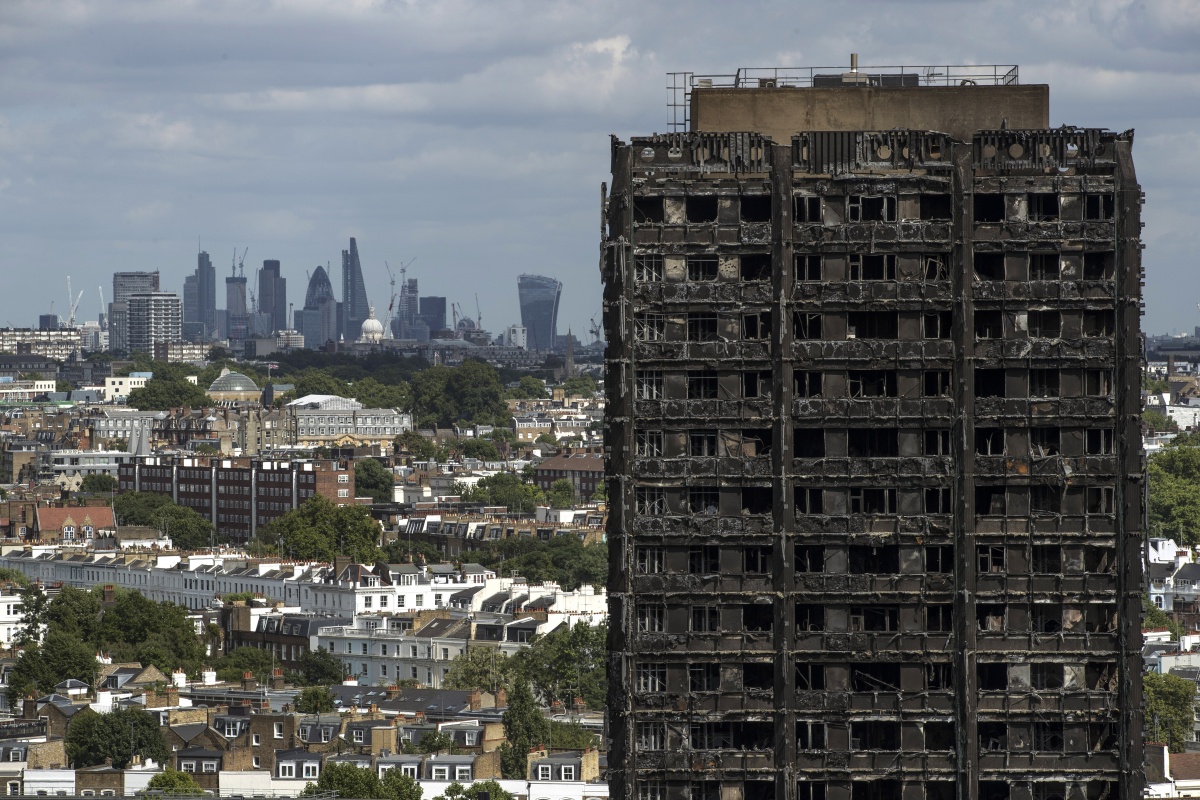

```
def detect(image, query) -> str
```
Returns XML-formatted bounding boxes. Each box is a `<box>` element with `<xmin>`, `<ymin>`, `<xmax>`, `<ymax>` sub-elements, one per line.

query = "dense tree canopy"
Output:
<box><xmin>547</xmin><ymin>478</ymin><xmax>576</xmax><ymax>509</ymax></box>
<box><xmin>411</xmin><ymin>359</ymin><xmax>508</xmax><ymax>428</ymax></box>
<box><xmin>443</xmin><ymin>648</ymin><xmax>521</xmax><ymax>695</ymax></box>
<box><xmin>79</xmin><ymin>473</ymin><xmax>117</xmax><ymax>493</ymax></box>
<box><xmin>355</xmin><ymin>458</ymin><xmax>396</xmax><ymax>504</ymax></box>
<box><xmin>471</xmin><ymin>536</ymin><xmax>606</xmax><ymax>591</ymax></box>
<box><xmin>127</xmin><ymin>376</ymin><xmax>210</xmax><ymax>411</ymax></box>
<box><xmin>460</xmin><ymin>473</ymin><xmax>544</xmax><ymax>513</ymax></box>
<box><xmin>519</xmin><ymin>621</ymin><xmax>606</xmax><ymax>710</ymax></box>
<box><xmin>301</xmin><ymin>761</ymin><xmax>422</xmax><ymax>800</ymax></box>
<box><xmin>435</xmin><ymin>782</ymin><xmax>511</xmax><ymax>800</ymax></box>
<box><xmin>299</xmin><ymin>646</ymin><xmax>347</xmax><ymax>686</ymax></box>
<box><xmin>295</xmin><ymin>686</ymin><xmax>335</xmax><ymax>713</ymax></box>
<box><xmin>499</xmin><ymin>682</ymin><xmax>548</xmax><ymax>778</ymax></box>
<box><xmin>112</xmin><ymin>491</ymin><xmax>221</xmax><ymax>550</ymax></box>
<box><xmin>1149</xmin><ymin>434</ymin><xmax>1200</xmax><ymax>544</ymax></box>
<box><xmin>147</xmin><ymin>769</ymin><xmax>204</xmax><ymax>795</ymax></box>
<box><xmin>261</xmin><ymin>495</ymin><xmax>381</xmax><ymax>563</ymax></box>
<box><xmin>65</xmin><ymin>707</ymin><xmax>168</xmax><ymax>768</ymax></box>
<box><xmin>1146</xmin><ymin>672</ymin><xmax>1197</xmax><ymax>753</ymax></box>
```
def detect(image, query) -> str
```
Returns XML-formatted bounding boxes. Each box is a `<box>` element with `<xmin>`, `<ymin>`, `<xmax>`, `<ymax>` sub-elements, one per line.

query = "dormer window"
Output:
<box><xmin>62</xmin><ymin>526</ymin><xmax>75</xmax><ymax>540</ymax></box>
<box><xmin>353</xmin><ymin>730</ymin><xmax>364</xmax><ymax>743</ymax></box>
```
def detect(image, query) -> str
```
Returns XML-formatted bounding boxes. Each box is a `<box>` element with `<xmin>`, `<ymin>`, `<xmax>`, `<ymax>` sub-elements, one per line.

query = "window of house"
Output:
<box><xmin>925</xmin><ymin>488</ymin><xmax>952</xmax><ymax>514</ymax></box>
<box><xmin>687</xmin><ymin>256</ymin><xmax>719</xmax><ymax>281</ymax></box>
<box><xmin>637</xmin><ymin>604</ymin><xmax>664</xmax><ymax>633</ymax></box>
<box><xmin>847</xmin><ymin>311</ymin><xmax>898</xmax><ymax>339</ymax></box>
<box><xmin>1028</xmin><ymin>193</ymin><xmax>1060</xmax><ymax>222</ymax></box>
<box><xmin>274</xmin><ymin>723</ymin><xmax>284</xmax><ymax>739</ymax></box>
<box><xmin>635</xmin><ymin>253</ymin><xmax>664</xmax><ymax>282</ymax></box>
<box><xmin>202</xmin><ymin>762</ymin><xmax>217</xmax><ymax>773</ymax></box>
<box><xmin>636</xmin><ymin>430</ymin><xmax>663</xmax><ymax>457</ymax></box>
<box><xmin>637</xmin><ymin>722</ymin><xmax>666</xmax><ymax>750</ymax></box>
<box><xmin>795</xmin><ymin>195</ymin><xmax>822</xmax><ymax>223</ymax></box>
<box><xmin>252</xmin><ymin>733</ymin><xmax>261</xmax><ymax>746</ymax></box>
<box><xmin>795</xmin><ymin>487</ymin><xmax>823</xmax><ymax>514</ymax></box>
<box><xmin>740</xmin><ymin>254</ymin><xmax>771</xmax><ymax>281</ymax></box>
<box><xmin>686</xmin><ymin>313</ymin><xmax>719</xmax><ymax>342</ymax></box>
<box><xmin>688</xmin><ymin>487</ymin><xmax>719</xmax><ymax>514</ymax></box>
<box><xmin>848</xmin><ymin>254</ymin><xmax>896</xmax><ymax>281</ymax></box>
<box><xmin>636</xmin><ymin>663</ymin><xmax>667</xmax><ymax>692</ymax></box>
<box><xmin>303</xmin><ymin>764</ymin><xmax>318</xmax><ymax>778</ymax></box>
<box><xmin>848</xmin><ymin>195</ymin><xmax>897</xmax><ymax>222</ymax></box>
<box><xmin>691</xmin><ymin>605</ymin><xmax>720</xmax><ymax>632</ymax></box>
<box><xmin>455</xmin><ymin>766</ymin><xmax>471</xmax><ymax>781</ymax></box>
<box><xmin>635</xmin><ymin>488</ymin><xmax>666</xmax><ymax>516</ymax></box>
<box><xmin>634</xmin><ymin>197</ymin><xmax>665</xmax><ymax>224</ymax></box>
<box><xmin>742</xmin><ymin>311</ymin><xmax>771</xmax><ymax>339</ymax></box>
<box><xmin>639</xmin><ymin>782</ymin><xmax>667</xmax><ymax>800</ymax></box>
<box><xmin>539</xmin><ymin>765</ymin><xmax>552</xmax><ymax>781</ymax></box>
<box><xmin>689</xmin><ymin>430</ymin><xmax>718</xmax><ymax>457</ymax></box>
<box><xmin>635</xmin><ymin>371</ymin><xmax>664</xmax><ymax>400</ymax></box>
<box><xmin>796</xmin><ymin>255</ymin><xmax>822</xmax><ymax>281</ymax></box>
<box><xmin>1029</xmin><ymin>310</ymin><xmax>1061</xmax><ymax>338</ymax></box>
<box><xmin>636</xmin><ymin>546</ymin><xmax>664</xmax><ymax>574</ymax></box>
<box><xmin>321</xmin><ymin>728</ymin><xmax>331</xmax><ymax>742</ymax></box>
<box><xmin>794</xmin><ymin>312</ymin><xmax>822</xmax><ymax>340</ymax></box>
<box><xmin>687</xmin><ymin>369</ymin><xmax>718</xmax><ymax>399</ymax></box>
<box><xmin>561</xmin><ymin>766</ymin><xmax>576</xmax><ymax>781</ymax></box>
<box><xmin>923</xmin><ymin>370</ymin><xmax>951</xmax><ymax>397</ymax></box>
<box><xmin>924</xmin><ymin>311</ymin><xmax>952</xmax><ymax>339</ymax></box>
<box><xmin>635</xmin><ymin>313</ymin><xmax>665</xmax><ymax>342</ymax></box>
<box><xmin>795</xmin><ymin>371</ymin><xmax>823</xmax><ymax>397</ymax></box>
<box><xmin>1029</xmin><ymin>252</ymin><xmax>1059</xmax><ymax>280</ymax></box>
<box><xmin>181</xmin><ymin>762</ymin><xmax>196</xmax><ymax>773</ymax></box>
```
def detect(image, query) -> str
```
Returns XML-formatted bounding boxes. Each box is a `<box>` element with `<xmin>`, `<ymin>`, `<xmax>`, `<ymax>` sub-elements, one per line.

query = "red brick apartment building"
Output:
<box><xmin>118</xmin><ymin>456</ymin><xmax>360</xmax><ymax>543</ymax></box>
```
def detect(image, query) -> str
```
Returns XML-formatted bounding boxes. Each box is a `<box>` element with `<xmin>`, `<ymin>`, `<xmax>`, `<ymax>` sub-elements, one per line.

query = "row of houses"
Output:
<box><xmin>0</xmin><ymin>682</ymin><xmax>607</xmax><ymax>800</ymax></box>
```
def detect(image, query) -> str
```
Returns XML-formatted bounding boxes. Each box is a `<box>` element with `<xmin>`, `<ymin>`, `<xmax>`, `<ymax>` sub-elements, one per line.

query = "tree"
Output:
<box><xmin>0</xmin><ymin>568</ymin><xmax>29</xmax><ymax>587</ymax></box>
<box><xmin>301</xmin><ymin>762</ymin><xmax>383</xmax><ymax>799</ymax></box>
<box><xmin>1150</xmin><ymin>441</ymin><xmax>1200</xmax><ymax>545</ymax></box>
<box><xmin>154</xmin><ymin>503</ymin><xmax>221</xmax><ymax>551</ymax></box>
<box><xmin>79</xmin><ymin>473</ymin><xmax>117</xmax><ymax>493</ymax></box>
<box><xmin>15</xmin><ymin>583</ymin><xmax>49</xmax><ymax>647</ymax></box>
<box><xmin>295</xmin><ymin>686</ymin><xmax>335</xmax><ymax>713</ymax></box>
<box><xmin>560</xmin><ymin>375</ymin><xmax>597</xmax><ymax>398</ymax></box>
<box><xmin>446</xmin><ymin>359</ymin><xmax>509</xmax><ymax>426</ymax></box>
<box><xmin>508</xmin><ymin>375</ymin><xmax>548</xmax><ymax>400</ymax></box>
<box><xmin>351</xmin><ymin>377</ymin><xmax>412</xmax><ymax>411</ymax></box>
<box><xmin>435</xmin><ymin>781</ymin><xmax>512</xmax><ymax>800</ymax></box>
<box><xmin>1145</xmin><ymin>595</ymin><xmax>1183</xmax><ymax>640</ymax></box>
<box><xmin>267</xmin><ymin>495</ymin><xmax>381</xmax><ymax>563</ymax></box>
<box><xmin>547</xmin><ymin>720</ymin><xmax>598</xmax><ymax>749</ymax></box>
<box><xmin>379</xmin><ymin>769</ymin><xmax>423</xmax><ymax>800</ymax></box>
<box><xmin>465</xmin><ymin>473</ymin><xmax>544</xmax><ymax>514</ymax></box>
<box><xmin>395</xmin><ymin>431</ymin><xmax>445</xmax><ymax>462</ymax></box>
<box><xmin>1146</xmin><ymin>671</ymin><xmax>1197</xmax><ymax>753</ymax></box>
<box><xmin>499</xmin><ymin>681</ymin><xmax>548</xmax><ymax>778</ymax></box>
<box><xmin>147</xmin><ymin>769</ymin><xmax>204</xmax><ymax>796</ymax></box>
<box><xmin>299</xmin><ymin>646</ymin><xmax>347</xmax><ymax>686</ymax></box>
<box><xmin>519</xmin><ymin>622</ymin><xmax>606</xmax><ymax>709</ymax></box>
<box><xmin>65</xmin><ymin>707</ymin><xmax>168</xmax><ymax>768</ymax></box>
<box><xmin>410</xmin><ymin>365</ymin><xmax>454</xmax><ymax>429</ymax></box>
<box><xmin>355</xmin><ymin>459</ymin><xmax>395</xmax><ymax>504</ymax></box>
<box><xmin>382</xmin><ymin>539</ymin><xmax>443</xmax><ymax>566</ymax></box>
<box><xmin>417</xmin><ymin>730</ymin><xmax>456</xmax><ymax>754</ymax></box>
<box><xmin>1145</xmin><ymin>410</ymin><xmax>1178</xmax><ymax>433</ymax></box>
<box><xmin>591</xmin><ymin>480</ymin><xmax>606</xmax><ymax>503</ymax></box>
<box><xmin>214</xmin><ymin>646</ymin><xmax>275</xmax><ymax>683</ymax></box>
<box><xmin>46</xmin><ymin>586</ymin><xmax>101</xmax><ymax>642</ymax></box>
<box><xmin>547</xmin><ymin>478</ymin><xmax>576</xmax><ymax>509</ymax></box>
<box><xmin>443</xmin><ymin>648</ymin><xmax>521</xmax><ymax>695</ymax></box>
<box><xmin>460</xmin><ymin>438</ymin><xmax>500</xmax><ymax>461</ymax></box>
<box><xmin>126</xmin><ymin>378</ymin><xmax>210</xmax><ymax>411</ymax></box>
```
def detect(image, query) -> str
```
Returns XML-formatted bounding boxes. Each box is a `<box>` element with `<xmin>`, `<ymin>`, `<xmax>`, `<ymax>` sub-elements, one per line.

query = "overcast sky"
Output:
<box><xmin>0</xmin><ymin>0</ymin><xmax>1196</xmax><ymax>339</ymax></box>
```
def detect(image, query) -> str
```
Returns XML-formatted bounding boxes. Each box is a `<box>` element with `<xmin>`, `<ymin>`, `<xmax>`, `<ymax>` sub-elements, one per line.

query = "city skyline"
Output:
<box><xmin>0</xmin><ymin>2</ymin><xmax>1194</xmax><ymax>335</ymax></box>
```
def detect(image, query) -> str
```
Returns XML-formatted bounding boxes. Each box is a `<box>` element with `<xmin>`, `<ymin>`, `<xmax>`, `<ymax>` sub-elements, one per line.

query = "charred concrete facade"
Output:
<box><xmin>603</xmin><ymin>74</ymin><xmax>1143</xmax><ymax>800</ymax></box>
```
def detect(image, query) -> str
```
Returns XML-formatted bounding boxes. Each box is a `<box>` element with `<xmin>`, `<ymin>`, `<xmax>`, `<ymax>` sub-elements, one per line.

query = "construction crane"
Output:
<box><xmin>589</xmin><ymin>316</ymin><xmax>602</xmax><ymax>345</ymax></box>
<box><xmin>65</xmin><ymin>276</ymin><xmax>84</xmax><ymax>328</ymax></box>
<box><xmin>237</xmin><ymin>247</ymin><xmax>248</xmax><ymax>276</ymax></box>
<box><xmin>384</xmin><ymin>261</ymin><xmax>397</xmax><ymax>337</ymax></box>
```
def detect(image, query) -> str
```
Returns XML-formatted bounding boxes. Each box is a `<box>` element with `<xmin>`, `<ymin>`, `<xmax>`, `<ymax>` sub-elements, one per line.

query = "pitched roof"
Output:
<box><xmin>35</xmin><ymin>506</ymin><xmax>114</xmax><ymax>533</ymax></box>
<box><xmin>1173</xmin><ymin>752</ymin><xmax>1200</xmax><ymax>780</ymax></box>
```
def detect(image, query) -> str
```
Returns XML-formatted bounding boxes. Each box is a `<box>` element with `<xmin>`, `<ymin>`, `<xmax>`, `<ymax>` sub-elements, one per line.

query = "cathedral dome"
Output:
<box><xmin>359</xmin><ymin>307</ymin><xmax>384</xmax><ymax>343</ymax></box>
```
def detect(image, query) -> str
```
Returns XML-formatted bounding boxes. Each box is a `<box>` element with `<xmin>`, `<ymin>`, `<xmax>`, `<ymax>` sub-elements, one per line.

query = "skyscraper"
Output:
<box><xmin>127</xmin><ymin>292</ymin><xmax>182</xmax><ymax>355</ymax></box>
<box><xmin>186</xmin><ymin>250</ymin><xmax>218</xmax><ymax>339</ymax></box>
<box><xmin>109</xmin><ymin>271</ymin><xmax>160</xmax><ymax>353</ymax></box>
<box><xmin>257</xmin><ymin>259</ymin><xmax>287</xmax><ymax>335</ymax></box>
<box><xmin>518</xmin><ymin>274</ymin><xmax>562</xmax><ymax>352</ymax></box>
<box><xmin>604</xmin><ymin>65</ymin><xmax>1142</xmax><ymax>800</ymax></box>
<box><xmin>418</xmin><ymin>296</ymin><xmax>448</xmax><ymax>333</ymax></box>
<box><xmin>294</xmin><ymin>266</ymin><xmax>338</xmax><ymax>349</ymax></box>
<box><xmin>182</xmin><ymin>274</ymin><xmax>200</xmax><ymax>340</ymax></box>
<box><xmin>226</xmin><ymin>268</ymin><xmax>249</xmax><ymax>342</ymax></box>
<box><xmin>340</xmin><ymin>238</ymin><xmax>370</xmax><ymax>341</ymax></box>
